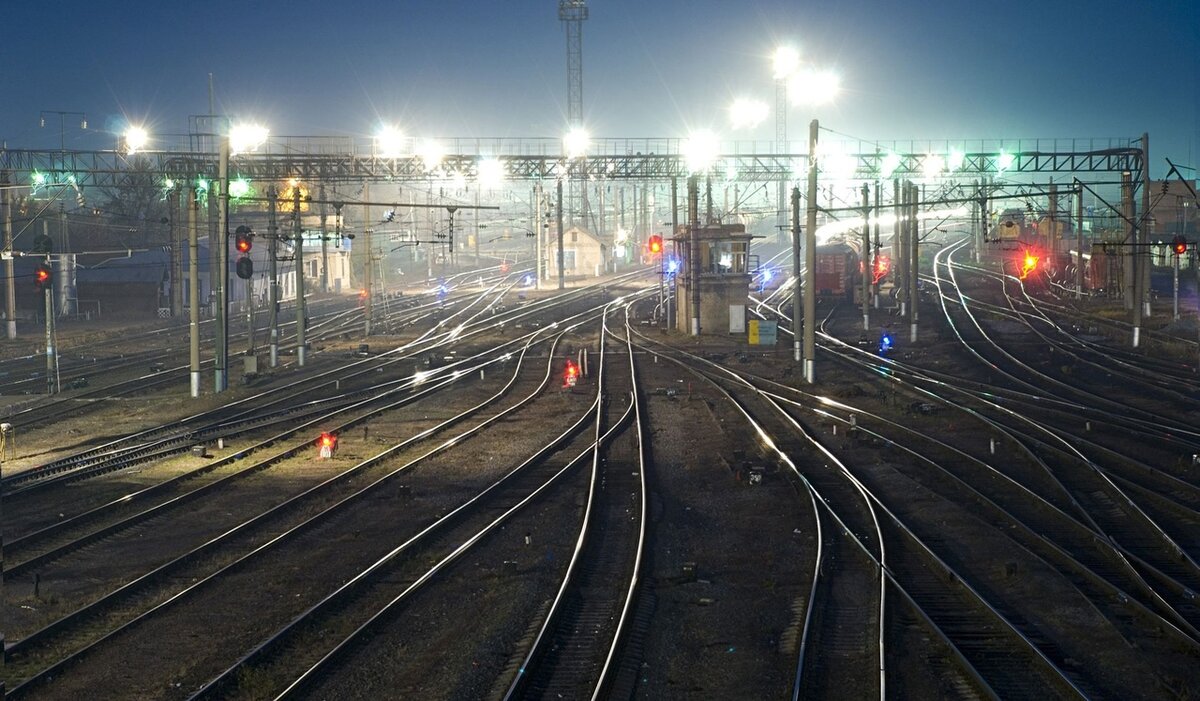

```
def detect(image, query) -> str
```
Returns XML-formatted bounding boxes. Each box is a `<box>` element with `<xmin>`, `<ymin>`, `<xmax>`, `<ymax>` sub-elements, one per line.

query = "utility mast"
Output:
<box><xmin>559</xmin><ymin>0</ymin><xmax>588</xmax><ymax>228</ymax></box>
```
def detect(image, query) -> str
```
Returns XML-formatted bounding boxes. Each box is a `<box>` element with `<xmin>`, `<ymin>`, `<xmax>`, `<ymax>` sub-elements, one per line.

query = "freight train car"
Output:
<box><xmin>814</xmin><ymin>239</ymin><xmax>861</xmax><ymax>301</ymax></box>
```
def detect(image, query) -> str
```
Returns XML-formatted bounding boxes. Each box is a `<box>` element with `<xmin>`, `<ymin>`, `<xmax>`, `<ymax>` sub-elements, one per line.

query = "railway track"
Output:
<box><xmin>4</xmin><ymin>320</ymin><xmax>590</xmax><ymax>696</ymax></box>
<box><xmin>741</xmin><ymin>267</ymin><xmax>1200</xmax><ymax>695</ymax></box>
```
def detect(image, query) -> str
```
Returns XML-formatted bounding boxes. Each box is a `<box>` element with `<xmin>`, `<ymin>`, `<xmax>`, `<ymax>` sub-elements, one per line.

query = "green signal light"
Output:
<box><xmin>229</xmin><ymin>177</ymin><xmax>253</xmax><ymax>199</ymax></box>
<box><xmin>195</xmin><ymin>178</ymin><xmax>211</xmax><ymax>206</ymax></box>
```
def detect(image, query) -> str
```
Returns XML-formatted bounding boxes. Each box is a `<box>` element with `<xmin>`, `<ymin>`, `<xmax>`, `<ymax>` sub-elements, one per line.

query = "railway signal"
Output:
<box><xmin>648</xmin><ymin>234</ymin><xmax>663</xmax><ymax>254</ymax></box>
<box><xmin>1019</xmin><ymin>249</ymin><xmax>1039</xmax><ymax>280</ymax></box>
<box><xmin>1171</xmin><ymin>235</ymin><xmax>1188</xmax><ymax>256</ymax></box>
<box><xmin>872</xmin><ymin>254</ymin><xmax>891</xmax><ymax>284</ymax></box>
<box><xmin>317</xmin><ymin>431</ymin><xmax>338</xmax><ymax>458</ymax></box>
<box><xmin>235</xmin><ymin>225</ymin><xmax>254</xmax><ymax>253</ymax></box>
<box><xmin>235</xmin><ymin>225</ymin><xmax>254</xmax><ymax>279</ymax></box>
<box><xmin>879</xmin><ymin>329</ymin><xmax>894</xmax><ymax>354</ymax></box>
<box><xmin>563</xmin><ymin>358</ymin><xmax>579</xmax><ymax>388</ymax></box>
<box><xmin>34</xmin><ymin>262</ymin><xmax>52</xmax><ymax>290</ymax></box>
<box><xmin>236</xmin><ymin>256</ymin><xmax>254</xmax><ymax>280</ymax></box>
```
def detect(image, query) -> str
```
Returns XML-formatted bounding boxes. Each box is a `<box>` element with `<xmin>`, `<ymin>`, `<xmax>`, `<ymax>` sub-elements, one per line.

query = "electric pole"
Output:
<box><xmin>268</xmin><ymin>185</ymin><xmax>280</xmax><ymax>368</ymax></box>
<box><xmin>2</xmin><ymin>170</ymin><xmax>14</xmax><ymax>340</ymax></box>
<box><xmin>189</xmin><ymin>186</ymin><xmax>201</xmax><ymax>397</ymax></box>
<box><xmin>364</xmin><ymin>181</ymin><xmax>373</xmax><ymax>337</ymax></box>
<box><xmin>294</xmin><ymin>186</ymin><xmax>306</xmax><ymax>367</ymax></box>
<box><xmin>803</xmin><ymin>119</ymin><xmax>819</xmax><ymax>383</ymax></box>
<box><xmin>861</xmin><ymin>182</ymin><xmax>870</xmax><ymax>330</ymax></box>
<box><xmin>214</xmin><ymin>135</ymin><xmax>230</xmax><ymax>393</ymax></box>
<box><xmin>556</xmin><ymin>181</ymin><xmax>565</xmax><ymax>290</ymax></box>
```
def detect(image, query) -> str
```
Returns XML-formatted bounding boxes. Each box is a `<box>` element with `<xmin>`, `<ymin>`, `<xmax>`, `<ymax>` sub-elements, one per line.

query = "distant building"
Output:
<box><xmin>546</xmin><ymin>226</ymin><xmax>608</xmax><ymax>279</ymax></box>
<box><xmin>68</xmin><ymin>230</ymin><xmax>354</xmax><ymax>321</ymax></box>
<box><xmin>1147</xmin><ymin>180</ymin><xmax>1197</xmax><ymax>238</ymax></box>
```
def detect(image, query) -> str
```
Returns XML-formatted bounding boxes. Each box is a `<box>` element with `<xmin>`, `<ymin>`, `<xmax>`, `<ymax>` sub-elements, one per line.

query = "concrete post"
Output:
<box><xmin>803</xmin><ymin>119</ymin><xmax>819</xmax><ymax>383</ymax></box>
<box><xmin>861</xmin><ymin>182</ymin><xmax>870</xmax><ymax>330</ymax></box>
<box><xmin>2</xmin><ymin>172</ymin><xmax>14</xmax><ymax>339</ymax></box>
<box><xmin>268</xmin><ymin>185</ymin><xmax>279</xmax><ymax>368</ymax></box>
<box><xmin>215</xmin><ymin>136</ymin><xmax>229</xmax><ymax>392</ymax></box>
<box><xmin>1075</xmin><ymin>180</ymin><xmax>1084</xmax><ymax>300</ymax></box>
<box><xmin>294</xmin><ymin>186</ymin><xmax>306</xmax><ymax>366</ymax></box>
<box><xmin>189</xmin><ymin>187</ymin><xmax>200</xmax><ymax>397</ymax></box>
<box><xmin>557</xmin><ymin>180</ymin><xmax>565</xmax><ymax>290</ymax></box>
<box><xmin>791</xmin><ymin>186</ymin><xmax>802</xmax><ymax>361</ymax></box>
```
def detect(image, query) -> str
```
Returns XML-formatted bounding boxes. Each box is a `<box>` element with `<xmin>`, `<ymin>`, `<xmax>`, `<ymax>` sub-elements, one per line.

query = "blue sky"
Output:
<box><xmin>3</xmin><ymin>0</ymin><xmax>1198</xmax><ymax>175</ymax></box>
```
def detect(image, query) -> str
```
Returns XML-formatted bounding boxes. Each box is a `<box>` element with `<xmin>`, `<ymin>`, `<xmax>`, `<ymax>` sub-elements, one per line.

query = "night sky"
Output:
<box><xmin>4</xmin><ymin>0</ymin><xmax>1198</xmax><ymax>176</ymax></box>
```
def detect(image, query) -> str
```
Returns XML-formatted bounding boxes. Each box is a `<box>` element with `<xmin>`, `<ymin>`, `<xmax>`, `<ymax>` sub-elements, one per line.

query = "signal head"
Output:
<box><xmin>1171</xmin><ymin>235</ymin><xmax>1187</xmax><ymax>256</ymax></box>
<box><xmin>34</xmin><ymin>263</ymin><xmax>52</xmax><ymax>290</ymax></box>
<box><xmin>236</xmin><ymin>256</ymin><xmax>254</xmax><ymax>280</ymax></box>
<box><xmin>648</xmin><ymin>234</ymin><xmax>663</xmax><ymax>254</ymax></box>
<box><xmin>235</xmin><ymin>228</ymin><xmax>253</xmax><ymax>253</ymax></box>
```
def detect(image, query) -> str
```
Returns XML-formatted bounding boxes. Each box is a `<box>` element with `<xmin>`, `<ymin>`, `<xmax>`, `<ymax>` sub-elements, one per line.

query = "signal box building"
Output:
<box><xmin>674</xmin><ymin>223</ymin><xmax>754</xmax><ymax>335</ymax></box>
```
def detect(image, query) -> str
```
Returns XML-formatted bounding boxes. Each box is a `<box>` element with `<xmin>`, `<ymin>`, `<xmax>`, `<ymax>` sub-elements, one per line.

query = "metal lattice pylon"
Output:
<box><xmin>559</xmin><ymin>0</ymin><xmax>588</xmax><ymax>229</ymax></box>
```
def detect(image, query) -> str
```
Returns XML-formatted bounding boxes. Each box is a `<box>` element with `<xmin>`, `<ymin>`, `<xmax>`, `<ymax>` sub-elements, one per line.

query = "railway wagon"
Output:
<box><xmin>815</xmin><ymin>240</ymin><xmax>860</xmax><ymax>301</ymax></box>
<box><xmin>1067</xmin><ymin>245</ymin><xmax>1122</xmax><ymax>294</ymax></box>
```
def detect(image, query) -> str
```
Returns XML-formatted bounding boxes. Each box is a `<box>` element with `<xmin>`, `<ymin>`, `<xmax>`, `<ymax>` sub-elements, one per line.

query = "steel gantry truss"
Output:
<box><xmin>0</xmin><ymin>143</ymin><xmax>1146</xmax><ymax>189</ymax></box>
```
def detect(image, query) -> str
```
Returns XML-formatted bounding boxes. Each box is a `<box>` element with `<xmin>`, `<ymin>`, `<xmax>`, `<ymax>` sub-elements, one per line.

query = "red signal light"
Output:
<box><xmin>563</xmin><ymin>359</ymin><xmax>579</xmax><ymax>387</ymax></box>
<box><xmin>872</xmin><ymin>255</ymin><xmax>890</xmax><ymax>284</ymax></box>
<box><xmin>648</xmin><ymin>234</ymin><xmax>663</xmax><ymax>254</ymax></box>
<box><xmin>34</xmin><ymin>263</ymin><xmax>52</xmax><ymax>290</ymax></box>
<box><xmin>1019</xmin><ymin>250</ymin><xmax>1039</xmax><ymax>280</ymax></box>
<box><xmin>235</xmin><ymin>225</ymin><xmax>254</xmax><ymax>254</ymax></box>
<box><xmin>1171</xmin><ymin>235</ymin><xmax>1188</xmax><ymax>256</ymax></box>
<box><xmin>317</xmin><ymin>431</ymin><xmax>338</xmax><ymax>458</ymax></box>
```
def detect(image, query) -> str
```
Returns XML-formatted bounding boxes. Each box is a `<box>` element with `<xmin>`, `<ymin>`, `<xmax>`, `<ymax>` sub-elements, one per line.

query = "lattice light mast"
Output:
<box><xmin>559</xmin><ymin>0</ymin><xmax>588</xmax><ymax>228</ymax></box>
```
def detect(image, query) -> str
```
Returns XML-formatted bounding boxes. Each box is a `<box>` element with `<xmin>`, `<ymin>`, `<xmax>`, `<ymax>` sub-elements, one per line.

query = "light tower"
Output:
<box><xmin>559</xmin><ymin>0</ymin><xmax>588</xmax><ymax>229</ymax></box>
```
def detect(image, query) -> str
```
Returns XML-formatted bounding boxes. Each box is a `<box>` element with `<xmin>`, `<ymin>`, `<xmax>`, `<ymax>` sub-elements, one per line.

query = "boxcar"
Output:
<box><xmin>814</xmin><ymin>240</ymin><xmax>860</xmax><ymax>301</ymax></box>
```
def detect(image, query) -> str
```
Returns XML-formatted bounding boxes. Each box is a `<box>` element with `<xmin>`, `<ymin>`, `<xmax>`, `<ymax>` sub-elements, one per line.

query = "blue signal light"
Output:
<box><xmin>879</xmin><ymin>331</ymin><xmax>893</xmax><ymax>354</ymax></box>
